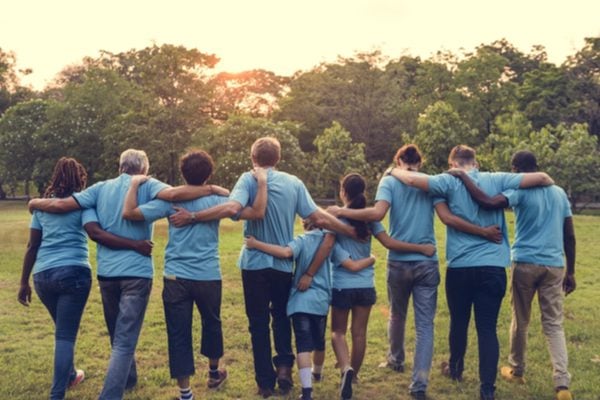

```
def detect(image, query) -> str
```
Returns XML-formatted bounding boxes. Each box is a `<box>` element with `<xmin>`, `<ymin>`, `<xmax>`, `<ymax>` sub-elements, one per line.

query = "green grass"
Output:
<box><xmin>1</xmin><ymin>200</ymin><xmax>599</xmax><ymax>399</ymax></box>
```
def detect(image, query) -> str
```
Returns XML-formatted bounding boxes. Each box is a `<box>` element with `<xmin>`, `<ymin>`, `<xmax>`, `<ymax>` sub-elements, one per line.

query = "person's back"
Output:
<box><xmin>507</xmin><ymin>185</ymin><xmax>571</xmax><ymax>267</ymax></box>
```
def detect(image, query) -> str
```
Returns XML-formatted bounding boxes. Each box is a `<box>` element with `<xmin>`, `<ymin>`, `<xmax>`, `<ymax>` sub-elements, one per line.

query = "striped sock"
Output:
<box><xmin>179</xmin><ymin>386</ymin><xmax>193</xmax><ymax>400</ymax></box>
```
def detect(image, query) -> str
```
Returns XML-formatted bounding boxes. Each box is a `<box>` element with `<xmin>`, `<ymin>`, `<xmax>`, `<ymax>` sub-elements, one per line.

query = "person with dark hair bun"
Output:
<box><xmin>19</xmin><ymin>157</ymin><xmax>154</xmax><ymax>400</ymax></box>
<box><xmin>328</xmin><ymin>172</ymin><xmax>436</xmax><ymax>400</ymax></box>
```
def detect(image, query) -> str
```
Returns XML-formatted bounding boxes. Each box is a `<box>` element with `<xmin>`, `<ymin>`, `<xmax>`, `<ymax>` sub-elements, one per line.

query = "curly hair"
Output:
<box><xmin>43</xmin><ymin>157</ymin><xmax>88</xmax><ymax>199</ymax></box>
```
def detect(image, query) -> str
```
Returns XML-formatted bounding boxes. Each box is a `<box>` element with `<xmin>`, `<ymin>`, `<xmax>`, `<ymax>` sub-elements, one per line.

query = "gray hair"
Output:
<box><xmin>119</xmin><ymin>149</ymin><xmax>149</xmax><ymax>175</ymax></box>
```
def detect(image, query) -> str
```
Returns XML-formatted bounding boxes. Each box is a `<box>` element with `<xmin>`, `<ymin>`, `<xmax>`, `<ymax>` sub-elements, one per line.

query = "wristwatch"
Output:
<box><xmin>190</xmin><ymin>212</ymin><xmax>197</xmax><ymax>222</ymax></box>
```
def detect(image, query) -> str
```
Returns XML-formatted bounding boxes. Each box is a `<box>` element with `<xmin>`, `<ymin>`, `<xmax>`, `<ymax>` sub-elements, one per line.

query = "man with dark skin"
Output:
<box><xmin>448</xmin><ymin>150</ymin><xmax>576</xmax><ymax>400</ymax></box>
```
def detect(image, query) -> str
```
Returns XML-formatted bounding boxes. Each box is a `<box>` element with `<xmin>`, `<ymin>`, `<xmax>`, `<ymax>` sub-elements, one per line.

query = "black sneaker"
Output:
<box><xmin>207</xmin><ymin>369</ymin><xmax>228</xmax><ymax>389</ymax></box>
<box><xmin>340</xmin><ymin>368</ymin><xmax>354</xmax><ymax>399</ymax></box>
<box><xmin>312</xmin><ymin>372</ymin><xmax>322</xmax><ymax>382</ymax></box>
<box><xmin>410</xmin><ymin>391</ymin><xmax>427</xmax><ymax>400</ymax></box>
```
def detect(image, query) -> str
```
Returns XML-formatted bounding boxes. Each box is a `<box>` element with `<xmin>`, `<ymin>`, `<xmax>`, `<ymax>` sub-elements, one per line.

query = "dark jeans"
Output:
<box><xmin>34</xmin><ymin>266</ymin><xmax>91</xmax><ymax>400</ymax></box>
<box><xmin>242</xmin><ymin>268</ymin><xmax>294</xmax><ymax>390</ymax></box>
<box><xmin>163</xmin><ymin>278</ymin><xmax>223</xmax><ymax>379</ymax></box>
<box><xmin>291</xmin><ymin>312</ymin><xmax>327</xmax><ymax>353</ymax></box>
<box><xmin>98</xmin><ymin>277</ymin><xmax>152</xmax><ymax>400</ymax></box>
<box><xmin>445</xmin><ymin>267</ymin><xmax>507</xmax><ymax>397</ymax></box>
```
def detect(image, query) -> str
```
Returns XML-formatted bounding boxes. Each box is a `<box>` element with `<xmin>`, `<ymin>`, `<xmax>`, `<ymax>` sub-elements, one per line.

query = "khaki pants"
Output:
<box><xmin>508</xmin><ymin>262</ymin><xmax>571</xmax><ymax>388</ymax></box>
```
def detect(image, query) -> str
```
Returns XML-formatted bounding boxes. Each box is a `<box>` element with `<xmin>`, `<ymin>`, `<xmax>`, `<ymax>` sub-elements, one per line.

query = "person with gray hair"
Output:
<box><xmin>29</xmin><ymin>148</ymin><xmax>226</xmax><ymax>400</ymax></box>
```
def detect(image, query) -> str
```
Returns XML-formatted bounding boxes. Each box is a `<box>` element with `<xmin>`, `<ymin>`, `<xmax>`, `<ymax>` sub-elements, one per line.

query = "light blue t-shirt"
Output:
<box><xmin>503</xmin><ymin>185</ymin><xmax>572</xmax><ymax>267</ymax></box>
<box><xmin>428</xmin><ymin>170</ymin><xmax>523</xmax><ymax>268</ymax></box>
<box><xmin>286</xmin><ymin>230</ymin><xmax>332</xmax><ymax>317</ymax></box>
<box><xmin>73</xmin><ymin>174</ymin><xmax>169</xmax><ymax>278</ymax></box>
<box><xmin>330</xmin><ymin>219</ymin><xmax>384</xmax><ymax>289</ymax></box>
<box><xmin>230</xmin><ymin>169</ymin><xmax>318</xmax><ymax>273</ymax></box>
<box><xmin>138</xmin><ymin>195</ymin><xmax>229</xmax><ymax>280</ymax></box>
<box><xmin>30</xmin><ymin>208</ymin><xmax>96</xmax><ymax>274</ymax></box>
<box><xmin>376</xmin><ymin>175</ymin><xmax>438</xmax><ymax>262</ymax></box>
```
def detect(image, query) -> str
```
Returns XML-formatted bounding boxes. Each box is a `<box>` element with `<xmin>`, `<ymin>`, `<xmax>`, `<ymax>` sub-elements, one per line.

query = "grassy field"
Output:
<box><xmin>1</xmin><ymin>200</ymin><xmax>599</xmax><ymax>400</ymax></box>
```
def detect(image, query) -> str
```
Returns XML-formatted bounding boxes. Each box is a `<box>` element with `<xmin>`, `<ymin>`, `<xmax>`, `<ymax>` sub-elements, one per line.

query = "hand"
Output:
<box><xmin>169</xmin><ymin>206</ymin><xmax>193</xmax><ymax>227</ymax></box>
<box><xmin>28</xmin><ymin>199</ymin><xmax>41</xmax><ymax>214</ymax></box>
<box><xmin>18</xmin><ymin>284</ymin><xmax>32</xmax><ymax>306</ymax></box>
<box><xmin>210</xmin><ymin>185</ymin><xmax>230</xmax><ymax>197</ymax></box>
<box><xmin>134</xmin><ymin>240</ymin><xmax>154</xmax><ymax>257</ymax></box>
<box><xmin>446</xmin><ymin>168</ymin><xmax>465</xmax><ymax>178</ymax></box>
<box><xmin>326</xmin><ymin>205</ymin><xmax>343</xmax><ymax>217</ymax></box>
<box><xmin>130</xmin><ymin>174</ymin><xmax>150</xmax><ymax>186</ymax></box>
<box><xmin>244</xmin><ymin>235</ymin><xmax>257</xmax><ymax>249</ymax></box>
<box><xmin>420</xmin><ymin>243</ymin><xmax>437</xmax><ymax>257</ymax></box>
<box><xmin>297</xmin><ymin>274</ymin><xmax>313</xmax><ymax>291</ymax></box>
<box><xmin>369</xmin><ymin>254</ymin><xmax>377</xmax><ymax>265</ymax></box>
<box><xmin>563</xmin><ymin>273</ymin><xmax>576</xmax><ymax>295</ymax></box>
<box><xmin>482</xmin><ymin>225</ymin><xmax>502</xmax><ymax>243</ymax></box>
<box><xmin>252</xmin><ymin>167</ymin><xmax>268</xmax><ymax>184</ymax></box>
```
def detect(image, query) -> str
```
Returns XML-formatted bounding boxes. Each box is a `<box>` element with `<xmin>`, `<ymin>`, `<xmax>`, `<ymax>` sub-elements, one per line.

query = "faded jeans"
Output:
<box><xmin>34</xmin><ymin>266</ymin><xmax>91</xmax><ymax>400</ymax></box>
<box><xmin>97</xmin><ymin>278</ymin><xmax>152</xmax><ymax>400</ymax></box>
<box><xmin>386</xmin><ymin>260</ymin><xmax>439</xmax><ymax>393</ymax></box>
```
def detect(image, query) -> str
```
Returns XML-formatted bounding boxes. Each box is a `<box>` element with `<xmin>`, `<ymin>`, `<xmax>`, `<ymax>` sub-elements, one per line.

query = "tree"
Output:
<box><xmin>311</xmin><ymin>121</ymin><xmax>369</xmax><ymax>199</ymax></box>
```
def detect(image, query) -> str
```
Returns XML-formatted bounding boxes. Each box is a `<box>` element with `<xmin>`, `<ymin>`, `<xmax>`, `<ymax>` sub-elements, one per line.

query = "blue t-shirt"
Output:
<box><xmin>286</xmin><ymin>230</ymin><xmax>332</xmax><ymax>317</ymax></box>
<box><xmin>504</xmin><ymin>185</ymin><xmax>572</xmax><ymax>267</ymax></box>
<box><xmin>73</xmin><ymin>174</ymin><xmax>169</xmax><ymax>278</ymax></box>
<box><xmin>375</xmin><ymin>175</ymin><xmax>438</xmax><ymax>262</ymax></box>
<box><xmin>428</xmin><ymin>170</ymin><xmax>523</xmax><ymax>268</ymax></box>
<box><xmin>330</xmin><ymin>219</ymin><xmax>384</xmax><ymax>289</ymax></box>
<box><xmin>30</xmin><ymin>208</ymin><xmax>95</xmax><ymax>274</ymax></box>
<box><xmin>139</xmin><ymin>195</ymin><xmax>229</xmax><ymax>280</ymax></box>
<box><xmin>230</xmin><ymin>169</ymin><xmax>318</xmax><ymax>273</ymax></box>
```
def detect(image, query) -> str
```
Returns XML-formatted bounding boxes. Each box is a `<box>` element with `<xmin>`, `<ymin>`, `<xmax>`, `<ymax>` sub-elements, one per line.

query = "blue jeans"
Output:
<box><xmin>98</xmin><ymin>278</ymin><xmax>152</xmax><ymax>400</ymax></box>
<box><xmin>445</xmin><ymin>267</ymin><xmax>507</xmax><ymax>398</ymax></box>
<box><xmin>34</xmin><ymin>266</ymin><xmax>92</xmax><ymax>400</ymax></box>
<box><xmin>242</xmin><ymin>268</ymin><xmax>294</xmax><ymax>390</ymax></box>
<box><xmin>386</xmin><ymin>260</ymin><xmax>439</xmax><ymax>393</ymax></box>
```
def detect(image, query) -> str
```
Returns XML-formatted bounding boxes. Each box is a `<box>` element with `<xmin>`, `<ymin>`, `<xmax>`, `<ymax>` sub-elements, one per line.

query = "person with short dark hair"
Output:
<box><xmin>122</xmin><ymin>149</ymin><xmax>268</xmax><ymax>400</ymax></box>
<box><xmin>448</xmin><ymin>150</ymin><xmax>576</xmax><ymax>400</ymax></box>
<box><xmin>19</xmin><ymin>157</ymin><xmax>153</xmax><ymax>400</ymax></box>
<box><xmin>169</xmin><ymin>137</ymin><xmax>355</xmax><ymax>398</ymax></box>
<box><xmin>390</xmin><ymin>144</ymin><xmax>555</xmax><ymax>400</ymax></box>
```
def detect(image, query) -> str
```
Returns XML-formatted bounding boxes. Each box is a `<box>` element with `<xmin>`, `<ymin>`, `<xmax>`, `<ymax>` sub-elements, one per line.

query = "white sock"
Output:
<box><xmin>299</xmin><ymin>367</ymin><xmax>312</xmax><ymax>388</ymax></box>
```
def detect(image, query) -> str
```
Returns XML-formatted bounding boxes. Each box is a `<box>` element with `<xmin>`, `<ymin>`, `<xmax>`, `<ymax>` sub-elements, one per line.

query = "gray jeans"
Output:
<box><xmin>386</xmin><ymin>260</ymin><xmax>439</xmax><ymax>393</ymax></box>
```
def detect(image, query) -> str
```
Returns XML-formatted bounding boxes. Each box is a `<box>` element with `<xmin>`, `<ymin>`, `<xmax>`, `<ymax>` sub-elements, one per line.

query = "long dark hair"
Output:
<box><xmin>43</xmin><ymin>157</ymin><xmax>88</xmax><ymax>199</ymax></box>
<box><xmin>341</xmin><ymin>173</ymin><xmax>370</xmax><ymax>241</ymax></box>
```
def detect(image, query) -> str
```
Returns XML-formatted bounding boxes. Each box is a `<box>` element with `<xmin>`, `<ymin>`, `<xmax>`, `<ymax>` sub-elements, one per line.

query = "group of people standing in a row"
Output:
<box><xmin>19</xmin><ymin>136</ymin><xmax>575</xmax><ymax>400</ymax></box>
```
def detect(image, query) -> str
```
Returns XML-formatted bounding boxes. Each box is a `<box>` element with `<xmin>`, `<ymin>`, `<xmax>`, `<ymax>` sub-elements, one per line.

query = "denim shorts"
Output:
<box><xmin>291</xmin><ymin>312</ymin><xmax>327</xmax><ymax>353</ymax></box>
<box><xmin>331</xmin><ymin>287</ymin><xmax>377</xmax><ymax>309</ymax></box>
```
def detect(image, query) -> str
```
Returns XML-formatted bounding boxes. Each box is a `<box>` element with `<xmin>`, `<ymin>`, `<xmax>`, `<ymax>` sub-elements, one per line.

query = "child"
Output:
<box><xmin>245</xmin><ymin>221</ymin><xmax>375</xmax><ymax>400</ymax></box>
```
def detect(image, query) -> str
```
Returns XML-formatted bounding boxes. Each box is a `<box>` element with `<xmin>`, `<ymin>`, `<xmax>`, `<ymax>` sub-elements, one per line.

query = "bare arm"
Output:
<box><xmin>84</xmin><ymin>222</ymin><xmax>153</xmax><ymax>256</ymax></box>
<box><xmin>18</xmin><ymin>228</ymin><xmax>42</xmax><ymax>306</ymax></box>
<box><xmin>447</xmin><ymin>169</ymin><xmax>508</xmax><ymax>209</ymax></box>
<box><xmin>244</xmin><ymin>236</ymin><xmax>293</xmax><ymax>259</ymax></box>
<box><xmin>374</xmin><ymin>231</ymin><xmax>436</xmax><ymax>257</ymax></box>
<box><xmin>297</xmin><ymin>232</ymin><xmax>335</xmax><ymax>291</ymax></box>
<box><xmin>562</xmin><ymin>216</ymin><xmax>576</xmax><ymax>295</ymax></box>
<box><xmin>308</xmin><ymin>209</ymin><xmax>355</xmax><ymax>237</ymax></box>
<box><xmin>327</xmin><ymin>200</ymin><xmax>390</xmax><ymax>222</ymax></box>
<box><xmin>122</xmin><ymin>175</ymin><xmax>147</xmax><ymax>221</ymax></box>
<box><xmin>519</xmin><ymin>172</ymin><xmax>554</xmax><ymax>188</ymax></box>
<box><xmin>157</xmin><ymin>184</ymin><xmax>230</xmax><ymax>202</ymax></box>
<box><xmin>390</xmin><ymin>168</ymin><xmax>430</xmax><ymax>191</ymax></box>
<box><xmin>340</xmin><ymin>254</ymin><xmax>376</xmax><ymax>272</ymax></box>
<box><xmin>239</xmin><ymin>167</ymin><xmax>268</xmax><ymax>220</ymax></box>
<box><xmin>28</xmin><ymin>197</ymin><xmax>80</xmax><ymax>214</ymax></box>
<box><xmin>169</xmin><ymin>201</ymin><xmax>243</xmax><ymax>227</ymax></box>
<box><xmin>434</xmin><ymin>202</ymin><xmax>502</xmax><ymax>243</ymax></box>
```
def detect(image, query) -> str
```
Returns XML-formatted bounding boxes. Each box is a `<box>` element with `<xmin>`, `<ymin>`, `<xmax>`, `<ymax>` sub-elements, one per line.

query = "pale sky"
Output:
<box><xmin>2</xmin><ymin>0</ymin><xmax>599</xmax><ymax>90</ymax></box>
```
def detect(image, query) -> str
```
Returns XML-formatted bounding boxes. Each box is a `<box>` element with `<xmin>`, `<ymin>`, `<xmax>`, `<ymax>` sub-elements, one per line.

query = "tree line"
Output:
<box><xmin>1</xmin><ymin>38</ymin><xmax>598</xmax><ymax>209</ymax></box>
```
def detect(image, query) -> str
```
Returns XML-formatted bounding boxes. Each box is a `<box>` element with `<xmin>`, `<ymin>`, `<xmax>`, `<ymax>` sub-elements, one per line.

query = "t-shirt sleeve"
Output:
<box><xmin>30</xmin><ymin>212</ymin><xmax>42</xmax><ymax>230</ymax></box>
<box><xmin>559</xmin><ymin>188</ymin><xmax>573</xmax><ymax>218</ymax></box>
<box><xmin>503</xmin><ymin>189</ymin><xmax>520</xmax><ymax>207</ymax></box>
<box><xmin>427</xmin><ymin>174</ymin><xmax>449</xmax><ymax>197</ymax></box>
<box><xmin>147</xmin><ymin>178</ymin><xmax>170</xmax><ymax>199</ymax></box>
<box><xmin>229</xmin><ymin>173</ymin><xmax>252</xmax><ymax>208</ymax></box>
<box><xmin>494</xmin><ymin>172</ymin><xmax>523</xmax><ymax>191</ymax></box>
<box><xmin>370</xmin><ymin>221</ymin><xmax>385</xmax><ymax>235</ymax></box>
<box><xmin>295</xmin><ymin>181</ymin><xmax>318</xmax><ymax>219</ymax></box>
<box><xmin>330</xmin><ymin>243</ymin><xmax>351</xmax><ymax>267</ymax></box>
<box><xmin>287</xmin><ymin>235</ymin><xmax>304</xmax><ymax>260</ymax></box>
<box><xmin>81</xmin><ymin>208</ymin><xmax>99</xmax><ymax>226</ymax></box>
<box><xmin>374</xmin><ymin>176</ymin><xmax>393</xmax><ymax>203</ymax></box>
<box><xmin>73</xmin><ymin>183</ymin><xmax>101</xmax><ymax>209</ymax></box>
<box><xmin>139</xmin><ymin>199</ymin><xmax>172</xmax><ymax>222</ymax></box>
